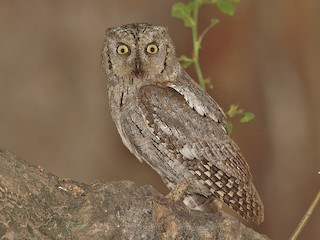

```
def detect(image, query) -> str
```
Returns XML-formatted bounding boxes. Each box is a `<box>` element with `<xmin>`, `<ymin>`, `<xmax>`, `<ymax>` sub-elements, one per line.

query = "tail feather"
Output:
<box><xmin>191</xmin><ymin>160</ymin><xmax>265</xmax><ymax>224</ymax></box>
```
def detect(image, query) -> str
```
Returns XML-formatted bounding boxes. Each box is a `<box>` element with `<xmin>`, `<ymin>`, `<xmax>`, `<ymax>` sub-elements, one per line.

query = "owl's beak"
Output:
<box><xmin>135</xmin><ymin>58</ymin><xmax>142</xmax><ymax>76</ymax></box>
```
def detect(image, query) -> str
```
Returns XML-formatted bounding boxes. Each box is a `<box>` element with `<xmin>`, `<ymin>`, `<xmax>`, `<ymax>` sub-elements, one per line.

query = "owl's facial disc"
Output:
<box><xmin>104</xmin><ymin>23</ymin><xmax>175</xmax><ymax>80</ymax></box>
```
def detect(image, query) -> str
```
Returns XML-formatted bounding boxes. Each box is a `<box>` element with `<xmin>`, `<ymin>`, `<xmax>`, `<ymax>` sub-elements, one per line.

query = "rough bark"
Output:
<box><xmin>0</xmin><ymin>149</ymin><xmax>269</xmax><ymax>240</ymax></box>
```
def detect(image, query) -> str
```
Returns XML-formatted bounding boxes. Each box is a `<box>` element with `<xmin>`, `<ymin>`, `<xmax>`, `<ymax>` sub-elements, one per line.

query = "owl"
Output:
<box><xmin>101</xmin><ymin>23</ymin><xmax>264</xmax><ymax>224</ymax></box>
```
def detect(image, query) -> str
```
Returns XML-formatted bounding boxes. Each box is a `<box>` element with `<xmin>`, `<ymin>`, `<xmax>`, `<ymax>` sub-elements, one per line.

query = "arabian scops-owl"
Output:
<box><xmin>101</xmin><ymin>23</ymin><xmax>264</xmax><ymax>224</ymax></box>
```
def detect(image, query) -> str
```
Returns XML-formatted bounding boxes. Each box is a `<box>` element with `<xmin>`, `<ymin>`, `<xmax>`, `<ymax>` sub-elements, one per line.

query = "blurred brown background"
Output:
<box><xmin>0</xmin><ymin>1</ymin><xmax>319</xmax><ymax>239</ymax></box>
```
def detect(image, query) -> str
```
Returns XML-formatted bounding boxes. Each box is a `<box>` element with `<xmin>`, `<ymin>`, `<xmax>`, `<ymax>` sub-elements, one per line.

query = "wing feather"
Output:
<box><xmin>137</xmin><ymin>83</ymin><xmax>252</xmax><ymax>182</ymax></box>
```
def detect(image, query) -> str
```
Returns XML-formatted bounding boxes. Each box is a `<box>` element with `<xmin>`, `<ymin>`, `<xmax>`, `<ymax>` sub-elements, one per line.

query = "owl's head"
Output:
<box><xmin>101</xmin><ymin>23</ymin><xmax>179</xmax><ymax>82</ymax></box>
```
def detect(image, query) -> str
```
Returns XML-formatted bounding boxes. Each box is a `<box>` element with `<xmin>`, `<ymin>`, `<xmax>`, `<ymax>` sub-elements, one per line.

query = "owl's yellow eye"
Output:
<box><xmin>146</xmin><ymin>44</ymin><xmax>158</xmax><ymax>54</ymax></box>
<box><xmin>117</xmin><ymin>45</ymin><xmax>129</xmax><ymax>55</ymax></box>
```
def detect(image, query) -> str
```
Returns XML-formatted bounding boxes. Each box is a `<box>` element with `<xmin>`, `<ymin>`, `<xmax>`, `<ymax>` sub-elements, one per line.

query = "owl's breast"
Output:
<box><xmin>118</xmin><ymin>101</ymin><xmax>161</xmax><ymax>162</ymax></box>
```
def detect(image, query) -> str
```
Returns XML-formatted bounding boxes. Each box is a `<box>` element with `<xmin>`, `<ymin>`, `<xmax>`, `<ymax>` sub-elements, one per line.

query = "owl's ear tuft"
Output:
<box><xmin>105</xmin><ymin>27</ymin><xmax>114</xmax><ymax>36</ymax></box>
<box><xmin>158</xmin><ymin>26</ymin><xmax>169</xmax><ymax>34</ymax></box>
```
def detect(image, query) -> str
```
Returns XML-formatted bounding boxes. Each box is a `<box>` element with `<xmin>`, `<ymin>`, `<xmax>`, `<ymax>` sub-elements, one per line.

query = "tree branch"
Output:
<box><xmin>0</xmin><ymin>149</ymin><xmax>269</xmax><ymax>239</ymax></box>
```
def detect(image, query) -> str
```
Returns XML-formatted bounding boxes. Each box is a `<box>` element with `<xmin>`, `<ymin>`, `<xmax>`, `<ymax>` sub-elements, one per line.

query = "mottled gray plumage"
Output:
<box><xmin>101</xmin><ymin>23</ymin><xmax>264</xmax><ymax>224</ymax></box>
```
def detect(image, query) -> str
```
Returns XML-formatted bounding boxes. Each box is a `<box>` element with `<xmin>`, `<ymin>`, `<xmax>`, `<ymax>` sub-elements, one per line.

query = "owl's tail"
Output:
<box><xmin>188</xmin><ymin>162</ymin><xmax>265</xmax><ymax>224</ymax></box>
<box><xmin>183</xmin><ymin>183</ymin><xmax>264</xmax><ymax>225</ymax></box>
<box><xmin>217</xmin><ymin>180</ymin><xmax>265</xmax><ymax>225</ymax></box>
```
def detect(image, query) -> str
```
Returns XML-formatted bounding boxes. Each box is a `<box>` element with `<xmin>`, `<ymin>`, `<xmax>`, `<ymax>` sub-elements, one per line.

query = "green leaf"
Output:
<box><xmin>178</xmin><ymin>55</ymin><xmax>194</xmax><ymax>68</ymax></box>
<box><xmin>209</xmin><ymin>18</ymin><xmax>219</xmax><ymax>27</ymax></box>
<box><xmin>240</xmin><ymin>112</ymin><xmax>255</xmax><ymax>123</ymax></box>
<box><xmin>201</xmin><ymin>0</ymin><xmax>218</xmax><ymax>4</ymax></box>
<box><xmin>226</xmin><ymin>104</ymin><xmax>242</xmax><ymax>118</ymax></box>
<box><xmin>171</xmin><ymin>2</ymin><xmax>195</xmax><ymax>27</ymax></box>
<box><xmin>217</xmin><ymin>1</ymin><xmax>235</xmax><ymax>15</ymax></box>
<box><xmin>226</xmin><ymin>120</ymin><xmax>233</xmax><ymax>134</ymax></box>
<box><xmin>204</xmin><ymin>0</ymin><xmax>239</xmax><ymax>15</ymax></box>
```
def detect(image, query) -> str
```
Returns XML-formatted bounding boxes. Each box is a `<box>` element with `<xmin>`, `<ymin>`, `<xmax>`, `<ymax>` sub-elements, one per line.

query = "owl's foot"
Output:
<box><xmin>165</xmin><ymin>181</ymin><xmax>189</xmax><ymax>202</ymax></box>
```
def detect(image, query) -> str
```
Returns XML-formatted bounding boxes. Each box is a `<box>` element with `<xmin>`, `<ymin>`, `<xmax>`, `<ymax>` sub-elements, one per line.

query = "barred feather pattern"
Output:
<box><xmin>187</xmin><ymin>159</ymin><xmax>264</xmax><ymax>224</ymax></box>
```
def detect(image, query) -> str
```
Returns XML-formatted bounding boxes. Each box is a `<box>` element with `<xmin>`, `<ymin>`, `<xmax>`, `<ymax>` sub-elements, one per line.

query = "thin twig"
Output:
<box><xmin>290</xmin><ymin>190</ymin><xmax>320</xmax><ymax>240</ymax></box>
<box><xmin>191</xmin><ymin>0</ymin><xmax>206</xmax><ymax>90</ymax></box>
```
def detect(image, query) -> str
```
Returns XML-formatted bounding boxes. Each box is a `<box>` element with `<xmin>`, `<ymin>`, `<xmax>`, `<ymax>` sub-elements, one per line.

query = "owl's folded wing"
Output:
<box><xmin>137</xmin><ymin>83</ymin><xmax>252</xmax><ymax>183</ymax></box>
